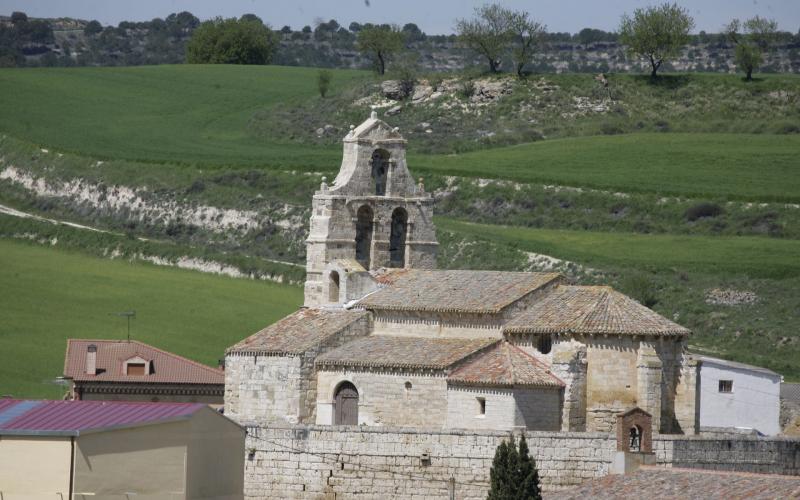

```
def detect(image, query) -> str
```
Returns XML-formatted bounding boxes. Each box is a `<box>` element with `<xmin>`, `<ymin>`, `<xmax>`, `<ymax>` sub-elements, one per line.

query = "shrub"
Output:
<box><xmin>621</xmin><ymin>273</ymin><xmax>658</xmax><ymax>308</ymax></box>
<box><xmin>317</xmin><ymin>69</ymin><xmax>332</xmax><ymax>98</ymax></box>
<box><xmin>685</xmin><ymin>202</ymin><xmax>723</xmax><ymax>221</ymax></box>
<box><xmin>600</xmin><ymin>122</ymin><xmax>624</xmax><ymax>135</ymax></box>
<box><xmin>458</xmin><ymin>79</ymin><xmax>476</xmax><ymax>99</ymax></box>
<box><xmin>774</xmin><ymin>121</ymin><xmax>800</xmax><ymax>134</ymax></box>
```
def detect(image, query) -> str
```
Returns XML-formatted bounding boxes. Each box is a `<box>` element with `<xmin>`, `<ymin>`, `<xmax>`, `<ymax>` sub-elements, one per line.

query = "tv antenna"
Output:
<box><xmin>110</xmin><ymin>310</ymin><xmax>136</xmax><ymax>341</ymax></box>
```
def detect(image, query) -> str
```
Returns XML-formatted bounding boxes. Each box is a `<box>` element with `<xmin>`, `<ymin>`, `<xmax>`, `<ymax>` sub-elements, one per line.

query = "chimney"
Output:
<box><xmin>86</xmin><ymin>344</ymin><xmax>97</xmax><ymax>375</ymax></box>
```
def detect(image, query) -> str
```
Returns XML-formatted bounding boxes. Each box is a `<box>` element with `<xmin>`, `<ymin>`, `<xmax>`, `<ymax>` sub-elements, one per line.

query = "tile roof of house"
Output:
<box><xmin>64</xmin><ymin>340</ymin><xmax>224</xmax><ymax>385</ymax></box>
<box><xmin>316</xmin><ymin>336</ymin><xmax>498</xmax><ymax>370</ymax></box>
<box><xmin>358</xmin><ymin>269</ymin><xmax>562</xmax><ymax>314</ymax></box>
<box><xmin>447</xmin><ymin>341</ymin><xmax>564</xmax><ymax>388</ymax></box>
<box><xmin>503</xmin><ymin>285</ymin><xmax>690</xmax><ymax>337</ymax></box>
<box><xmin>0</xmin><ymin>399</ymin><xmax>207</xmax><ymax>437</ymax></box>
<box><xmin>699</xmin><ymin>356</ymin><xmax>780</xmax><ymax>377</ymax></box>
<box><xmin>548</xmin><ymin>466</ymin><xmax>800</xmax><ymax>500</ymax></box>
<box><xmin>227</xmin><ymin>308</ymin><xmax>369</xmax><ymax>355</ymax></box>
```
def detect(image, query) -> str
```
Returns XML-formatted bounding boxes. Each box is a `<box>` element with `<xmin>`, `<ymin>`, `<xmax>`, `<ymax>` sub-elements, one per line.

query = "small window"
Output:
<box><xmin>404</xmin><ymin>381</ymin><xmax>412</xmax><ymax>391</ymax></box>
<box><xmin>476</xmin><ymin>397</ymin><xmax>486</xmax><ymax>416</ymax></box>
<box><xmin>127</xmin><ymin>362</ymin><xmax>146</xmax><ymax>376</ymax></box>
<box><xmin>718</xmin><ymin>380</ymin><xmax>733</xmax><ymax>393</ymax></box>
<box><xmin>537</xmin><ymin>334</ymin><xmax>552</xmax><ymax>354</ymax></box>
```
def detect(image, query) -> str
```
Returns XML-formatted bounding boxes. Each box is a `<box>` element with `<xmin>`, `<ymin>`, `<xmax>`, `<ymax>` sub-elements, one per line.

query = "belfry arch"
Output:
<box><xmin>371</xmin><ymin>149</ymin><xmax>390</xmax><ymax>196</ymax></box>
<box><xmin>389</xmin><ymin>207</ymin><xmax>408</xmax><ymax>268</ymax></box>
<box><xmin>355</xmin><ymin>205</ymin><xmax>374</xmax><ymax>269</ymax></box>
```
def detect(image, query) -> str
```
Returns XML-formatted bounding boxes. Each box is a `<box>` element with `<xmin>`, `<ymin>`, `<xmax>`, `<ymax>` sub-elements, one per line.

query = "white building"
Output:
<box><xmin>699</xmin><ymin>356</ymin><xmax>783</xmax><ymax>435</ymax></box>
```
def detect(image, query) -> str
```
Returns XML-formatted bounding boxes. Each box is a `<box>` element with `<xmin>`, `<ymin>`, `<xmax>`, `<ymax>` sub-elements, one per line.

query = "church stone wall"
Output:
<box><xmin>316</xmin><ymin>369</ymin><xmax>448</xmax><ymax>427</ymax></box>
<box><xmin>372</xmin><ymin>310</ymin><xmax>504</xmax><ymax>340</ymax></box>
<box><xmin>585</xmin><ymin>337</ymin><xmax>639</xmax><ymax>432</ymax></box>
<box><xmin>445</xmin><ymin>386</ymin><xmax>562</xmax><ymax>431</ymax></box>
<box><xmin>225</xmin><ymin>354</ymin><xmax>309</xmax><ymax>425</ymax></box>
<box><xmin>243</xmin><ymin>425</ymin><xmax>800</xmax><ymax>499</ymax></box>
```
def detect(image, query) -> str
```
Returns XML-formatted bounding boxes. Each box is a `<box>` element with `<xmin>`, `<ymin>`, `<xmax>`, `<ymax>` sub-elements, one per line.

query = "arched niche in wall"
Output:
<box><xmin>329</xmin><ymin>270</ymin><xmax>340</xmax><ymax>303</ymax></box>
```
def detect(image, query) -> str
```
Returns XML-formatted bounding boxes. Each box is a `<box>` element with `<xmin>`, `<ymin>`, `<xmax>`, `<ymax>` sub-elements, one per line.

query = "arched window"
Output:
<box><xmin>389</xmin><ymin>207</ymin><xmax>407</xmax><ymax>268</ymax></box>
<box><xmin>334</xmin><ymin>381</ymin><xmax>359</xmax><ymax>425</ymax></box>
<box><xmin>537</xmin><ymin>334</ymin><xmax>552</xmax><ymax>354</ymax></box>
<box><xmin>329</xmin><ymin>271</ymin><xmax>340</xmax><ymax>303</ymax></box>
<box><xmin>355</xmin><ymin>205</ymin><xmax>373</xmax><ymax>268</ymax></box>
<box><xmin>371</xmin><ymin>149</ymin><xmax>389</xmax><ymax>196</ymax></box>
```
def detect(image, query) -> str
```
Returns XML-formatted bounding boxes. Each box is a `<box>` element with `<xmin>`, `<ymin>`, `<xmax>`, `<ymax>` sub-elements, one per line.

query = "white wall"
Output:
<box><xmin>699</xmin><ymin>360</ymin><xmax>782</xmax><ymax>435</ymax></box>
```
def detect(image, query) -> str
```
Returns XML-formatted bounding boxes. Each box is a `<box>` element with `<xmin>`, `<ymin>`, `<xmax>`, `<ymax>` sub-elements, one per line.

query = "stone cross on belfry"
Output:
<box><xmin>303</xmin><ymin>112</ymin><xmax>439</xmax><ymax>307</ymax></box>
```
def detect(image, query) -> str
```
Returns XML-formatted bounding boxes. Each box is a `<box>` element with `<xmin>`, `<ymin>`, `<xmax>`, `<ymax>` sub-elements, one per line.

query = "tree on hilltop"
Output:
<box><xmin>725</xmin><ymin>16</ymin><xmax>778</xmax><ymax>81</ymax></box>
<box><xmin>186</xmin><ymin>16</ymin><xmax>278</xmax><ymax>65</ymax></box>
<box><xmin>457</xmin><ymin>4</ymin><xmax>545</xmax><ymax>77</ymax></box>
<box><xmin>619</xmin><ymin>2</ymin><xmax>694</xmax><ymax>79</ymax></box>
<box><xmin>488</xmin><ymin>435</ymin><xmax>542</xmax><ymax>500</ymax></box>
<box><xmin>356</xmin><ymin>24</ymin><xmax>405</xmax><ymax>75</ymax></box>
<box><xmin>508</xmin><ymin>10</ymin><xmax>546</xmax><ymax>77</ymax></box>
<box><xmin>456</xmin><ymin>4</ymin><xmax>513</xmax><ymax>73</ymax></box>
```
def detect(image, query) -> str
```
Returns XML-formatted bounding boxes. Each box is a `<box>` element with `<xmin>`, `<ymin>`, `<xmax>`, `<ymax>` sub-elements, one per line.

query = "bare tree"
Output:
<box><xmin>725</xmin><ymin>16</ymin><xmax>778</xmax><ymax>81</ymax></box>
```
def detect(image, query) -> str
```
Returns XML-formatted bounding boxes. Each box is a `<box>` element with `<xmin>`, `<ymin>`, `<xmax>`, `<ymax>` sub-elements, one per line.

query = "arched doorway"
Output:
<box><xmin>355</xmin><ymin>205</ymin><xmax>373</xmax><ymax>268</ymax></box>
<box><xmin>371</xmin><ymin>149</ymin><xmax>389</xmax><ymax>196</ymax></box>
<box><xmin>329</xmin><ymin>271</ymin><xmax>340</xmax><ymax>303</ymax></box>
<box><xmin>389</xmin><ymin>207</ymin><xmax>407</xmax><ymax>268</ymax></box>
<box><xmin>334</xmin><ymin>382</ymin><xmax>358</xmax><ymax>425</ymax></box>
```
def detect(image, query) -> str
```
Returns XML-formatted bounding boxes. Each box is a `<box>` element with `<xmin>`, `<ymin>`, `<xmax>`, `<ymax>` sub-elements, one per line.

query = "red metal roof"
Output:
<box><xmin>64</xmin><ymin>339</ymin><xmax>224</xmax><ymax>385</ymax></box>
<box><xmin>0</xmin><ymin>399</ymin><xmax>206</xmax><ymax>436</ymax></box>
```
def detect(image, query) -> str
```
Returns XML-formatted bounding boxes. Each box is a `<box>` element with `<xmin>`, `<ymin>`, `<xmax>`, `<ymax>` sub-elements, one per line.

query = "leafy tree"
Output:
<box><xmin>302</xmin><ymin>25</ymin><xmax>312</xmax><ymax>34</ymax></box>
<box><xmin>186</xmin><ymin>17</ymin><xmax>278</xmax><ymax>64</ymax></box>
<box><xmin>10</xmin><ymin>12</ymin><xmax>28</xmax><ymax>25</ymax></box>
<box><xmin>356</xmin><ymin>24</ymin><xmax>405</xmax><ymax>75</ymax></box>
<box><xmin>280</xmin><ymin>25</ymin><xmax>292</xmax><ymax>34</ymax></box>
<box><xmin>726</xmin><ymin>16</ymin><xmax>778</xmax><ymax>80</ymax></box>
<box><xmin>349</xmin><ymin>22</ymin><xmax>362</xmax><ymax>33</ymax></box>
<box><xmin>456</xmin><ymin>4</ymin><xmax>513</xmax><ymax>73</ymax></box>
<box><xmin>488</xmin><ymin>435</ymin><xmax>542</xmax><ymax>500</ymax></box>
<box><xmin>401</xmin><ymin>23</ymin><xmax>425</xmax><ymax>42</ymax></box>
<box><xmin>317</xmin><ymin>69</ymin><xmax>332</xmax><ymax>97</ymax></box>
<box><xmin>508</xmin><ymin>11</ymin><xmax>546</xmax><ymax>77</ymax></box>
<box><xmin>619</xmin><ymin>2</ymin><xmax>695</xmax><ymax>78</ymax></box>
<box><xmin>84</xmin><ymin>20</ymin><xmax>103</xmax><ymax>36</ymax></box>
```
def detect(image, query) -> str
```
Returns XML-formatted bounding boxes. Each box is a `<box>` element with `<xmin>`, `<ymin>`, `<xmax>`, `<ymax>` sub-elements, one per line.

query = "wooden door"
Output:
<box><xmin>334</xmin><ymin>382</ymin><xmax>358</xmax><ymax>425</ymax></box>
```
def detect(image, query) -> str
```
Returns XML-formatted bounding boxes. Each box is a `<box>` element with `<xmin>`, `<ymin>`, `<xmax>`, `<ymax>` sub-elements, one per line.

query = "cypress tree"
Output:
<box><xmin>517</xmin><ymin>435</ymin><xmax>542</xmax><ymax>500</ymax></box>
<box><xmin>487</xmin><ymin>434</ymin><xmax>542</xmax><ymax>500</ymax></box>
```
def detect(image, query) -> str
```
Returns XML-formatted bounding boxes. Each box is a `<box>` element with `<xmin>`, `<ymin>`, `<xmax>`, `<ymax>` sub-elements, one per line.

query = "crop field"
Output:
<box><xmin>437</xmin><ymin>218</ymin><xmax>800</xmax><ymax>279</ymax></box>
<box><xmin>0</xmin><ymin>238</ymin><xmax>302</xmax><ymax>398</ymax></box>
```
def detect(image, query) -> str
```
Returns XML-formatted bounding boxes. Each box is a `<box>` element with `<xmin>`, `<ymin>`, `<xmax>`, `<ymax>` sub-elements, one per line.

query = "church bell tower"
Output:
<box><xmin>304</xmin><ymin>111</ymin><xmax>438</xmax><ymax>307</ymax></box>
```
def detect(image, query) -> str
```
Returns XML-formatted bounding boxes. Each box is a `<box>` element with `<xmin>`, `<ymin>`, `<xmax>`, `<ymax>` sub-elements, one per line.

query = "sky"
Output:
<box><xmin>1</xmin><ymin>0</ymin><xmax>798</xmax><ymax>34</ymax></box>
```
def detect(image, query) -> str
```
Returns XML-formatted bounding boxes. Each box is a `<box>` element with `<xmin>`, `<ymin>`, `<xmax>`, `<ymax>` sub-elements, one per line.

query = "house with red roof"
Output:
<box><xmin>0</xmin><ymin>399</ymin><xmax>244</xmax><ymax>499</ymax></box>
<box><xmin>63</xmin><ymin>339</ymin><xmax>224</xmax><ymax>405</ymax></box>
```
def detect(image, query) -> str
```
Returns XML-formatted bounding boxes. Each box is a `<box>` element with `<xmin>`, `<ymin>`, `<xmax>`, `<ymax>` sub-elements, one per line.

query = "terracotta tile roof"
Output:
<box><xmin>0</xmin><ymin>399</ymin><xmax>207</xmax><ymax>436</ymax></box>
<box><xmin>316</xmin><ymin>336</ymin><xmax>498</xmax><ymax>370</ymax></box>
<box><xmin>358</xmin><ymin>270</ymin><xmax>562</xmax><ymax>314</ymax></box>
<box><xmin>227</xmin><ymin>308</ymin><xmax>369</xmax><ymax>355</ymax></box>
<box><xmin>64</xmin><ymin>340</ymin><xmax>223</xmax><ymax>385</ymax></box>
<box><xmin>548</xmin><ymin>466</ymin><xmax>800</xmax><ymax>500</ymax></box>
<box><xmin>503</xmin><ymin>285</ymin><xmax>690</xmax><ymax>337</ymax></box>
<box><xmin>447</xmin><ymin>341</ymin><xmax>564</xmax><ymax>388</ymax></box>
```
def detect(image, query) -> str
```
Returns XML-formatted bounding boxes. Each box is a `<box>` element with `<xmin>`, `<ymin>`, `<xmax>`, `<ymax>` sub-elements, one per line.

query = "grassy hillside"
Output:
<box><xmin>0</xmin><ymin>238</ymin><xmax>302</xmax><ymax>398</ymax></box>
<box><xmin>0</xmin><ymin>66</ymin><xmax>798</xmax><ymax>201</ymax></box>
<box><xmin>1</xmin><ymin>64</ymin><xmax>798</xmax><ymax>385</ymax></box>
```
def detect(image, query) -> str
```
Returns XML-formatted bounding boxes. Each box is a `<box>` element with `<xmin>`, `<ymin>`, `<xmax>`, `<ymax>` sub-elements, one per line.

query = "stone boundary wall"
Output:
<box><xmin>243</xmin><ymin>424</ymin><xmax>800</xmax><ymax>500</ymax></box>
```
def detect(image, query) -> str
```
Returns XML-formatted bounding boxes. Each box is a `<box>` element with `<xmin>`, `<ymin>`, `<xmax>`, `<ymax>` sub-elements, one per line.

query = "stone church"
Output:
<box><xmin>225</xmin><ymin>112</ymin><xmax>699</xmax><ymax>434</ymax></box>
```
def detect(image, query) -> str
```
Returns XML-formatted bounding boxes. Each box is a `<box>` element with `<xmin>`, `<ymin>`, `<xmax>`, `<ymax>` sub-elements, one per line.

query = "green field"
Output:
<box><xmin>0</xmin><ymin>66</ymin><xmax>798</xmax><ymax>201</ymax></box>
<box><xmin>0</xmin><ymin>239</ymin><xmax>302</xmax><ymax>398</ymax></box>
<box><xmin>437</xmin><ymin>218</ymin><xmax>800</xmax><ymax>278</ymax></box>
